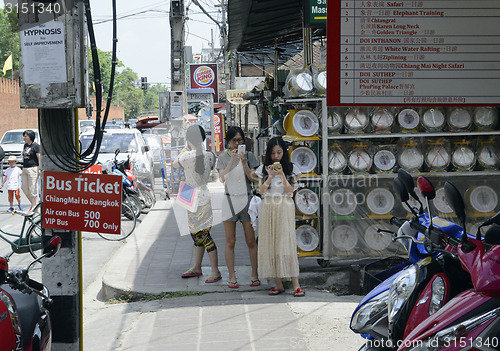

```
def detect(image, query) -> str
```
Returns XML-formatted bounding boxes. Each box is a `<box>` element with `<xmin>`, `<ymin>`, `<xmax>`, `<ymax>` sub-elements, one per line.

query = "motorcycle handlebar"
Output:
<box><xmin>390</xmin><ymin>217</ymin><xmax>405</xmax><ymax>227</ymax></box>
<box><xmin>27</xmin><ymin>279</ymin><xmax>44</xmax><ymax>292</ymax></box>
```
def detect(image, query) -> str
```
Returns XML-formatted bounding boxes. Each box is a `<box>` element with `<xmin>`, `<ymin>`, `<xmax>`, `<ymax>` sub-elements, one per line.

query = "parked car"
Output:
<box><xmin>80</xmin><ymin>129</ymin><xmax>154</xmax><ymax>187</ymax></box>
<box><xmin>0</xmin><ymin>128</ymin><xmax>40</xmax><ymax>169</ymax></box>
<box><xmin>143</xmin><ymin>134</ymin><xmax>163</xmax><ymax>177</ymax></box>
<box><xmin>79</xmin><ymin>119</ymin><xmax>95</xmax><ymax>134</ymax></box>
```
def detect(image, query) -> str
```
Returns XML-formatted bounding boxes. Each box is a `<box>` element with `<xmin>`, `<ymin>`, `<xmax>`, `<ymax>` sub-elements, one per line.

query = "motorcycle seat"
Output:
<box><xmin>2</xmin><ymin>285</ymin><xmax>40</xmax><ymax>348</ymax></box>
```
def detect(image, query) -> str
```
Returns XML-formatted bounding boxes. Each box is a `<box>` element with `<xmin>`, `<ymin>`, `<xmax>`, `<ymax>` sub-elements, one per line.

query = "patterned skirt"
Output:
<box><xmin>187</xmin><ymin>201</ymin><xmax>213</xmax><ymax>233</ymax></box>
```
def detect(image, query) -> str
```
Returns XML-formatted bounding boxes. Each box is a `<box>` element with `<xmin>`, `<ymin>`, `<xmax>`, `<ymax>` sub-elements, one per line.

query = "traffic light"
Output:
<box><xmin>141</xmin><ymin>77</ymin><xmax>148</xmax><ymax>90</ymax></box>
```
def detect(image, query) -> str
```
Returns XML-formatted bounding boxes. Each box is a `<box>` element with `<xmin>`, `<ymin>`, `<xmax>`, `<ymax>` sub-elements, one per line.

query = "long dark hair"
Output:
<box><xmin>185</xmin><ymin>124</ymin><xmax>206</xmax><ymax>175</ymax></box>
<box><xmin>225</xmin><ymin>126</ymin><xmax>244</xmax><ymax>148</ymax></box>
<box><xmin>262</xmin><ymin>137</ymin><xmax>293</xmax><ymax>180</ymax></box>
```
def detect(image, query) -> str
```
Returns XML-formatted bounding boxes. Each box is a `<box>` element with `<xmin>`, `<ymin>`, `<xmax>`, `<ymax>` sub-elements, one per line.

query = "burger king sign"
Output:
<box><xmin>189</xmin><ymin>63</ymin><xmax>219</xmax><ymax>102</ymax></box>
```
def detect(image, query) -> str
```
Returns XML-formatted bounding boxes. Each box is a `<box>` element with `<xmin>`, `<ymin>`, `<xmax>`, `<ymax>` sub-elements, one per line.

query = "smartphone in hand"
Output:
<box><xmin>238</xmin><ymin>144</ymin><xmax>246</xmax><ymax>156</ymax></box>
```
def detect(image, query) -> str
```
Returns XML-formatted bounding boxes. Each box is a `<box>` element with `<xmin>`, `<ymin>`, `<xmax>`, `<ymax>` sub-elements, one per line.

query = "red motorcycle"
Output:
<box><xmin>0</xmin><ymin>236</ymin><xmax>61</xmax><ymax>351</ymax></box>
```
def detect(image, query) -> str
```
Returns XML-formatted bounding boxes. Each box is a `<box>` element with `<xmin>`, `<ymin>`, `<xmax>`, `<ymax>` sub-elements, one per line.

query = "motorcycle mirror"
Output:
<box><xmin>115</xmin><ymin>148</ymin><xmax>120</xmax><ymax>155</ymax></box>
<box><xmin>397</xmin><ymin>169</ymin><xmax>415</xmax><ymax>192</ymax></box>
<box><xmin>444</xmin><ymin>182</ymin><xmax>467</xmax><ymax>237</ymax></box>
<box><xmin>393</xmin><ymin>178</ymin><xmax>410</xmax><ymax>202</ymax></box>
<box><xmin>484</xmin><ymin>225</ymin><xmax>500</xmax><ymax>245</ymax></box>
<box><xmin>417</xmin><ymin>176</ymin><xmax>436</xmax><ymax>200</ymax></box>
<box><xmin>43</xmin><ymin>236</ymin><xmax>62</xmax><ymax>258</ymax></box>
<box><xmin>0</xmin><ymin>257</ymin><xmax>8</xmax><ymax>283</ymax></box>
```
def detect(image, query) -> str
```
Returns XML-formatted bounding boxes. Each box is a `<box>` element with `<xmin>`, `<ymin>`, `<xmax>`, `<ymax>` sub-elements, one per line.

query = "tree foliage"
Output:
<box><xmin>0</xmin><ymin>9</ymin><xmax>19</xmax><ymax>78</ymax></box>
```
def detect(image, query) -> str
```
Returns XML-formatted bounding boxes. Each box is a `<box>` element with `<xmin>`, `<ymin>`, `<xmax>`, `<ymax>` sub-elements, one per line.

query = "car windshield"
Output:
<box><xmin>80</xmin><ymin>133</ymin><xmax>137</xmax><ymax>154</ymax></box>
<box><xmin>80</xmin><ymin>120</ymin><xmax>95</xmax><ymax>127</ymax></box>
<box><xmin>1</xmin><ymin>131</ymin><xmax>38</xmax><ymax>144</ymax></box>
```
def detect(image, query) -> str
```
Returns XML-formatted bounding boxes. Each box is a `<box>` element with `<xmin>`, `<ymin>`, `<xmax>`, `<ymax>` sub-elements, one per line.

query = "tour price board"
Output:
<box><xmin>327</xmin><ymin>0</ymin><xmax>500</xmax><ymax>105</ymax></box>
<box><xmin>42</xmin><ymin>171</ymin><xmax>122</xmax><ymax>234</ymax></box>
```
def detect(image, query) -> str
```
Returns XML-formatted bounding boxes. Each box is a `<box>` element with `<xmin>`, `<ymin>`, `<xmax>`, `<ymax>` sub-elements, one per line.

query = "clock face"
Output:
<box><xmin>374</xmin><ymin>150</ymin><xmax>397</xmax><ymax>171</ymax></box>
<box><xmin>371</xmin><ymin>109</ymin><xmax>394</xmax><ymax>131</ymax></box>
<box><xmin>296</xmin><ymin>225</ymin><xmax>320</xmax><ymax>252</ymax></box>
<box><xmin>470</xmin><ymin>186</ymin><xmax>498</xmax><ymax>213</ymax></box>
<box><xmin>425</xmin><ymin>146</ymin><xmax>451</xmax><ymax>170</ymax></box>
<box><xmin>331</xmin><ymin>189</ymin><xmax>357</xmax><ymax>215</ymax></box>
<box><xmin>328</xmin><ymin>148</ymin><xmax>347</xmax><ymax>173</ymax></box>
<box><xmin>398</xmin><ymin>109</ymin><xmax>420</xmax><ymax>129</ymax></box>
<box><xmin>398</xmin><ymin>147</ymin><xmax>424</xmax><ymax>172</ymax></box>
<box><xmin>345</xmin><ymin>108</ymin><xmax>368</xmax><ymax>132</ymax></box>
<box><xmin>290</xmin><ymin>147</ymin><xmax>317</xmax><ymax>174</ymax></box>
<box><xmin>478</xmin><ymin>145</ymin><xmax>499</xmax><ymax>168</ymax></box>
<box><xmin>433</xmin><ymin>188</ymin><xmax>454</xmax><ymax>214</ymax></box>
<box><xmin>328</xmin><ymin>110</ymin><xmax>343</xmax><ymax>133</ymax></box>
<box><xmin>315</xmin><ymin>71</ymin><xmax>327</xmax><ymax>92</ymax></box>
<box><xmin>364</xmin><ymin>225</ymin><xmax>392</xmax><ymax>251</ymax></box>
<box><xmin>295</xmin><ymin>188</ymin><xmax>319</xmax><ymax>215</ymax></box>
<box><xmin>448</xmin><ymin>108</ymin><xmax>472</xmax><ymax>130</ymax></box>
<box><xmin>348</xmin><ymin>149</ymin><xmax>372</xmax><ymax>172</ymax></box>
<box><xmin>331</xmin><ymin>224</ymin><xmax>358</xmax><ymax>251</ymax></box>
<box><xmin>422</xmin><ymin>108</ymin><xmax>445</xmax><ymax>131</ymax></box>
<box><xmin>295</xmin><ymin>72</ymin><xmax>314</xmax><ymax>93</ymax></box>
<box><xmin>366</xmin><ymin>188</ymin><xmax>395</xmax><ymax>215</ymax></box>
<box><xmin>292</xmin><ymin>110</ymin><xmax>319</xmax><ymax>137</ymax></box>
<box><xmin>452</xmin><ymin>146</ymin><xmax>476</xmax><ymax>170</ymax></box>
<box><xmin>474</xmin><ymin>107</ymin><xmax>498</xmax><ymax>129</ymax></box>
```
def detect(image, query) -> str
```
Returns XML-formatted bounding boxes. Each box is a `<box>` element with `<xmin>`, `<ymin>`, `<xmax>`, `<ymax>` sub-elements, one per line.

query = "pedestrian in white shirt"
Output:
<box><xmin>1</xmin><ymin>155</ymin><xmax>23</xmax><ymax>212</ymax></box>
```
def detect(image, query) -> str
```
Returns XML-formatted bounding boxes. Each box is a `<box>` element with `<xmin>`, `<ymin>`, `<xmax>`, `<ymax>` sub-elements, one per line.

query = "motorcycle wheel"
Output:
<box><xmin>124</xmin><ymin>194</ymin><xmax>142</xmax><ymax>219</ymax></box>
<box><xmin>140</xmin><ymin>189</ymin><xmax>156</xmax><ymax>213</ymax></box>
<box><xmin>97</xmin><ymin>203</ymin><xmax>137</xmax><ymax>241</ymax></box>
<box><xmin>27</xmin><ymin>218</ymin><xmax>43</xmax><ymax>259</ymax></box>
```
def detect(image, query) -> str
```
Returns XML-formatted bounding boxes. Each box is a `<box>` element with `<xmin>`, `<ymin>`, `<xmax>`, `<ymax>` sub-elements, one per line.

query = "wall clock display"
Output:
<box><xmin>290</xmin><ymin>146</ymin><xmax>317</xmax><ymax>174</ymax></box>
<box><xmin>344</xmin><ymin>108</ymin><xmax>368</xmax><ymax>133</ymax></box>
<box><xmin>373</xmin><ymin>149</ymin><xmax>397</xmax><ymax>173</ymax></box>
<box><xmin>327</xmin><ymin>108</ymin><xmax>343</xmax><ymax>134</ymax></box>
<box><xmin>421</xmin><ymin>108</ymin><xmax>446</xmax><ymax>131</ymax></box>
<box><xmin>287</xmin><ymin>69</ymin><xmax>314</xmax><ymax>96</ymax></box>
<box><xmin>398</xmin><ymin>108</ymin><xmax>420</xmax><ymax>131</ymax></box>
<box><xmin>364</xmin><ymin>224</ymin><xmax>392</xmax><ymax>251</ymax></box>
<box><xmin>447</xmin><ymin>107</ymin><xmax>472</xmax><ymax>131</ymax></box>
<box><xmin>292</xmin><ymin>110</ymin><xmax>319</xmax><ymax>137</ymax></box>
<box><xmin>469</xmin><ymin>186</ymin><xmax>498</xmax><ymax>213</ymax></box>
<box><xmin>328</xmin><ymin>147</ymin><xmax>347</xmax><ymax>174</ymax></box>
<box><xmin>398</xmin><ymin>143</ymin><xmax>424</xmax><ymax>172</ymax></box>
<box><xmin>474</xmin><ymin>107</ymin><xmax>498</xmax><ymax>130</ymax></box>
<box><xmin>371</xmin><ymin>108</ymin><xmax>394</xmax><ymax>132</ymax></box>
<box><xmin>331</xmin><ymin>224</ymin><xmax>358</xmax><ymax>251</ymax></box>
<box><xmin>433</xmin><ymin>187</ymin><xmax>454</xmax><ymax>214</ymax></box>
<box><xmin>477</xmin><ymin>142</ymin><xmax>499</xmax><ymax>170</ymax></box>
<box><xmin>366</xmin><ymin>188</ymin><xmax>395</xmax><ymax>215</ymax></box>
<box><xmin>330</xmin><ymin>189</ymin><xmax>357</xmax><ymax>216</ymax></box>
<box><xmin>295</xmin><ymin>188</ymin><xmax>319</xmax><ymax>215</ymax></box>
<box><xmin>296</xmin><ymin>225</ymin><xmax>320</xmax><ymax>252</ymax></box>
<box><xmin>452</xmin><ymin>143</ymin><xmax>476</xmax><ymax>170</ymax></box>
<box><xmin>314</xmin><ymin>70</ymin><xmax>327</xmax><ymax>95</ymax></box>
<box><xmin>348</xmin><ymin>146</ymin><xmax>372</xmax><ymax>173</ymax></box>
<box><xmin>425</xmin><ymin>143</ymin><xmax>451</xmax><ymax>171</ymax></box>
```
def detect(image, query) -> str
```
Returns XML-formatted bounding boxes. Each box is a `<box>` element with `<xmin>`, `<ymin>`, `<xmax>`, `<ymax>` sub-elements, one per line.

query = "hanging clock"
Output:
<box><xmin>422</xmin><ymin>108</ymin><xmax>446</xmax><ymax>131</ymax></box>
<box><xmin>348</xmin><ymin>148</ymin><xmax>372</xmax><ymax>173</ymax></box>
<box><xmin>398</xmin><ymin>109</ymin><xmax>420</xmax><ymax>130</ymax></box>
<box><xmin>474</xmin><ymin>107</ymin><xmax>498</xmax><ymax>130</ymax></box>
<box><xmin>327</xmin><ymin>109</ymin><xmax>343</xmax><ymax>134</ymax></box>
<box><xmin>433</xmin><ymin>187</ymin><xmax>454</xmax><ymax>214</ymax></box>
<box><xmin>425</xmin><ymin>145</ymin><xmax>450</xmax><ymax>171</ymax></box>
<box><xmin>331</xmin><ymin>224</ymin><xmax>358</xmax><ymax>251</ymax></box>
<box><xmin>371</xmin><ymin>108</ymin><xmax>394</xmax><ymax>132</ymax></box>
<box><xmin>331</xmin><ymin>189</ymin><xmax>357</xmax><ymax>215</ymax></box>
<box><xmin>366</xmin><ymin>188</ymin><xmax>395</xmax><ymax>215</ymax></box>
<box><xmin>398</xmin><ymin>146</ymin><xmax>424</xmax><ymax>172</ymax></box>
<box><xmin>344</xmin><ymin>108</ymin><xmax>368</xmax><ymax>133</ymax></box>
<box><xmin>294</xmin><ymin>71</ymin><xmax>314</xmax><ymax>94</ymax></box>
<box><xmin>328</xmin><ymin>147</ymin><xmax>347</xmax><ymax>174</ymax></box>
<box><xmin>296</xmin><ymin>225</ymin><xmax>320</xmax><ymax>252</ymax></box>
<box><xmin>314</xmin><ymin>70</ymin><xmax>327</xmax><ymax>94</ymax></box>
<box><xmin>469</xmin><ymin>186</ymin><xmax>498</xmax><ymax>213</ymax></box>
<box><xmin>373</xmin><ymin>149</ymin><xmax>397</xmax><ymax>172</ymax></box>
<box><xmin>478</xmin><ymin>143</ymin><xmax>499</xmax><ymax>169</ymax></box>
<box><xmin>292</xmin><ymin>110</ymin><xmax>319</xmax><ymax>137</ymax></box>
<box><xmin>452</xmin><ymin>145</ymin><xmax>476</xmax><ymax>170</ymax></box>
<box><xmin>295</xmin><ymin>188</ymin><xmax>320</xmax><ymax>215</ymax></box>
<box><xmin>364</xmin><ymin>225</ymin><xmax>392</xmax><ymax>251</ymax></box>
<box><xmin>290</xmin><ymin>146</ymin><xmax>317</xmax><ymax>174</ymax></box>
<box><xmin>447</xmin><ymin>108</ymin><xmax>472</xmax><ymax>131</ymax></box>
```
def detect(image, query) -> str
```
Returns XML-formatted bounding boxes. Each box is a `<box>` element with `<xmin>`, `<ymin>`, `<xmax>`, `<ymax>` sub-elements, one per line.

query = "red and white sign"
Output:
<box><xmin>213</xmin><ymin>113</ymin><xmax>224</xmax><ymax>154</ymax></box>
<box><xmin>227</xmin><ymin>90</ymin><xmax>250</xmax><ymax>105</ymax></box>
<box><xmin>42</xmin><ymin>171</ymin><xmax>122</xmax><ymax>234</ymax></box>
<box><xmin>82</xmin><ymin>164</ymin><xmax>102</xmax><ymax>174</ymax></box>
<box><xmin>189</xmin><ymin>63</ymin><xmax>218</xmax><ymax>102</ymax></box>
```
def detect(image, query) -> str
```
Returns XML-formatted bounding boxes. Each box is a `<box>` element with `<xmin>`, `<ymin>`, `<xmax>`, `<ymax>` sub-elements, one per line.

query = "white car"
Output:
<box><xmin>0</xmin><ymin>128</ymin><xmax>40</xmax><ymax>169</ymax></box>
<box><xmin>79</xmin><ymin>119</ymin><xmax>95</xmax><ymax>134</ymax></box>
<box><xmin>79</xmin><ymin>129</ymin><xmax>154</xmax><ymax>187</ymax></box>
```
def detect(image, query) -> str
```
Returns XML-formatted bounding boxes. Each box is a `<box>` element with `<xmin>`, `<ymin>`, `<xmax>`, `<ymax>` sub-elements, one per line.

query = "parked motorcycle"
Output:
<box><xmin>0</xmin><ymin>236</ymin><xmax>61</xmax><ymax>351</ymax></box>
<box><xmin>123</xmin><ymin>167</ymin><xmax>156</xmax><ymax>214</ymax></box>
<box><xmin>396</xmin><ymin>181</ymin><xmax>500</xmax><ymax>351</ymax></box>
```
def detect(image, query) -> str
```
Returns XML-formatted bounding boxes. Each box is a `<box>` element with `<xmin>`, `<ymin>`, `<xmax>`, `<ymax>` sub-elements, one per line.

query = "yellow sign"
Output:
<box><xmin>227</xmin><ymin>90</ymin><xmax>250</xmax><ymax>105</ymax></box>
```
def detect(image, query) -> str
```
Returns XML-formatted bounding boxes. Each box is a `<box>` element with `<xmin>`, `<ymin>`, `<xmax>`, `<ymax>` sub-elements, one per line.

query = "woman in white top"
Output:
<box><xmin>173</xmin><ymin>125</ymin><xmax>221</xmax><ymax>283</ymax></box>
<box><xmin>255</xmin><ymin>137</ymin><xmax>305</xmax><ymax>296</ymax></box>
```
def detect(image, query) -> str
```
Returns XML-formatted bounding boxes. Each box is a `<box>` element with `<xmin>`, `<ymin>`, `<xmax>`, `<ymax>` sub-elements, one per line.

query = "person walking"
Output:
<box><xmin>255</xmin><ymin>137</ymin><xmax>305</xmax><ymax>297</ymax></box>
<box><xmin>1</xmin><ymin>155</ymin><xmax>23</xmax><ymax>212</ymax></box>
<box><xmin>173</xmin><ymin>124</ymin><xmax>221</xmax><ymax>283</ymax></box>
<box><xmin>21</xmin><ymin>130</ymin><xmax>40</xmax><ymax>212</ymax></box>
<box><xmin>216</xmin><ymin>126</ymin><xmax>259</xmax><ymax>289</ymax></box>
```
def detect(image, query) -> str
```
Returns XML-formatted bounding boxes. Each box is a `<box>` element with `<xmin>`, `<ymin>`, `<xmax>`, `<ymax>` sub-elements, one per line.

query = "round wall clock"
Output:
<box><xmin>373</xmin><ymin>149</ymin><xmax>397</xmax><ymax>172</ymax></box>
<box><xmin>314</xmin><ymin>71</ymin><xmax>327</xmax><ymax>94</ymax></box>
<box><xmin>366</xmin><ymin>188</ymin><xmax>395</xmax><ymax>215</ymax></box>
<box><xmin>469</xmin><ymin>186</ymin><xmax>498</xmax><ymax>213</ymax></box>
<box><xmin>398</xmin><ymin>109</ymin><xmax>420</xmax><ymax>130</ymax></box>
<box><xmin>292</xmin><ymin>110</ymin><xmax>319</xmax><ymax>137</ymax></box>
<box><xmin>328</xmin><ymin>148</ymin><xmax>347</xmax><ymax>173</ymax></box>
<box><xmin>295</xmin><ymin>188</ymin><xmax>319</xmax><ymax>215</ymax></box>
<box><xmin>331</xmin><ymin>189</ymin><xmax>357</xmax><ymax>215</ymax></box>
<box><xmin>425</xmin><ymin>145</ymin><xmax>450</xmax><ymax>171</ymax></box>
<box><xmin>371</xmin><ymin>108</ymin><xmax>394</xmax><ymax>132</ymax></box>
<box><xmin>474</xmin><ymin>107</ymin><xmax>498</xmax><ymax>130</ymax></box>
<box><xmin>327</xmin><ymin>109</ymin><xmax>343</xmax><ymax>134</ymax></box>
<box><xmin>478</xmin><ymin>144</ymin><xmax>499</xmax><ymax>169</ymax></box>
<box><xmin>344</xmin><ymin>108</ymin><xmax>368</xmax><ymax>133</ymax></box>
<box><xmin>291</xmin><ymin>147</ymin><xmax>317</xmax><ymax>174</ymax></box>
<box><xmin>448</xmin><ymin>108</ymin><xmax>472</xmax><ymax>130</ymax></box>
<box><xmin>398</xmin><ymin>147</ymin><xmax>424</xmax><ymax>172</ymax></box>
<box><xmin>294</xmin><ymin>71</ymin><xmax>314</xmax><ymax>94</ymax></box>
<box><xmin>422</xmin><ymin>108</ymin><xmax>445</xmax><ymax>131</ymax></box>
<box><xmin>348</xmin><ymin>148</ymin><xmax>372</xmax><ymax>173</ymax></box>
<box><xmin>331</xmin><ymin>224</ymin><xmax>358</xmax><ymax>251</ymax></box>
<box><xmin>364</xmin><ymin>225</ymin><xmax>392</xmax><ymax>251</ymax></box>
<box><xmin>433</xmin><ymin>187</ymin><xmax>454</xmax><ymax>214</ymax></box>
<box><xmin>296</xmin><ymin>225</ymin><xmax>320</xmax><ymax>252</ymax></box>
<box><xmin>452</xmin><ymin>145</ymin><xmax>476</xmax><ymax>170</ymax></box>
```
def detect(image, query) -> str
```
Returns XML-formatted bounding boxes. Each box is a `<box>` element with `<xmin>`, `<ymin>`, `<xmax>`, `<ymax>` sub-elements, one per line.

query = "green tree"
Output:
<box><xmin>0</xmin><ymin>9</ymin><xmax>19</xmax><ymax>78</ymax></box>
<box><xmin>143</xmin><ymin>84</ymin><xmax>169</xmax><ymax>112</ymax></box>
<box><xmin>88</xmin><ymin>48</ymin><xmax>124</xmax><ymax>98</ymax></box>
<box><xmin>114</xmin><ymin>67</ymin><xmax>144</xmax><ymax>119</ymax></box>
